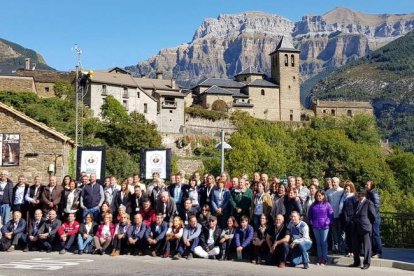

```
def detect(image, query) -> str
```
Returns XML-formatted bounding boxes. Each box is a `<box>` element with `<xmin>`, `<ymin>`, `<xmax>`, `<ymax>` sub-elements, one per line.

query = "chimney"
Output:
<box><xmin>171</xmin><ymin>79</ymin><xmax>176</xmax><ymax>89</ymax></box>
<box><xmin>25</xmin><ymin>58</ymin><xmax>30</xmax><ymax>70</ymax></box>
<box><xmin>156</xmin><ymin>72</ymin><xmax>163</xmax><ymax>79</ymax></box>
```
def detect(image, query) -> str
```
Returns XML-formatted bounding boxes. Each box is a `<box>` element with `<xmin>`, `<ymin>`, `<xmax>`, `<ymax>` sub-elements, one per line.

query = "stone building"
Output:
<box><xmin>0</xmin><ymin>58</ymin><xmax>75</xmax><ymax>98</ymax></box>
<box><xmin>312</xmin><ymin>100</ymin><xmax>374</xmax><ymax>117</ymax></box>
<box><xmin>191</xmin><ymin>36</ymin><xmax>302</xmax><ymax>122</ymax></box>
<box><xmin>85</xmin><ymin>68</ymin><xmax>189</xmax><ymax>133</ymax></box>
<box><xmin>0</xmin><ymin>102</ymin><xmax>74</xmax><ymax>182</ymax></box>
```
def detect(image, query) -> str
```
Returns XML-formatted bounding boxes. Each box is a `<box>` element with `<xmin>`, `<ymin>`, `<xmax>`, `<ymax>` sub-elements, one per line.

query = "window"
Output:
<box><xmin>169</xmin><ymin>110</ymin><xmax>173</xmax><ymax>113</ymax></box>
<box><xmin>123</xmin><ymin>87</ymin><xmax>128</xmax><ymax>98</ymax></box>
<box><xmin>102</xmin><ymin>85</ymin><xmax>107</xmax><ymax>95</ymax></box>
<box><xmin>293</xmin><ymin>76</ymin><xmax>296</xmax><ymax>80</ymax></box>
<box><xmin>123</xmin><ymin>100</ymin><xmax>128</xmax><ymax>110</ymax></box>
<box><xmin>284</xmin><ymin>54</ymin><xmax>288</xmax><ymax>66</ymax></box>
<box><xmin>290</xmin><ymin>114</ymin><xmax>293</xmax><ymax>121</ymax></box>
<box><xmin>290</xmin><ymin>109</ymin><xmax>293</xmax><ymax>114</ymax></box>
<box><xmin>323</xmin><ymin>109</ymin><xmax>327</xmax><ymax>114</ymax></box>
<box><xmin>331</xmin><ymin>109</ymin><xmax>336</xmax><ymax>116</ymax></box>
<box><xmin>347</xmin><ymin>110</ymin><xmax>353</xmax><ymax>117</ymax></box>
<box><xmin>144</xmin><ymin>103</ymin><xmax>148</xmax><ymax>113</ymax></box>
<box><xmin>137</xmin><ymin>91</ymin><xmax>140</xmax><ymax>98</ymax></box>
<box><xmin>45</xmin><ymin>87</ymin><xmax>49</xmax><ymax>92</ymax></box>
<box><xmin>261</xmin><ymin>89</ymin><xmax>265</xmax><ymax>96</ymax></box>
<box><xmin>291</xmin><ymin>54</ymin><xmax>295</xmax><ymax>67</ymax></box>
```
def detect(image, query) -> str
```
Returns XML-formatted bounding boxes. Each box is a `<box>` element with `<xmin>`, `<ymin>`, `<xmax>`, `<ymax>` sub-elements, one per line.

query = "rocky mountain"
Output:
<box><xmin>126</xmin><ymin>7</ymin><xmax>414</xmax><ymax>90</ymax></box>
<box><xmin>311</xmin><ymin>30</ymin><xmax>414</xmax><ymax>151</ymax></box>
<box><xmin>0</xmin><ymin>38</ymin><xmax>53</xmax><ymax>73</ymax></box>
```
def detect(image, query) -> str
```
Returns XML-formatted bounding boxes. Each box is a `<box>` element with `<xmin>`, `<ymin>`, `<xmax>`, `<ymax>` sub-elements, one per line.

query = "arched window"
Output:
<box><xmin>261</xmin><ymin>89</ymin><xmax>265</xmax><ymax>96</ymax></box>
<box><xmin>284</xmin><ymin>54</ymin><xmax>288</xmax><ymax>66</ymax></box>
<box><xmin>291</xmin><ymin>54</ymin><xmax>295</xmax><ymax>67</ymax></box>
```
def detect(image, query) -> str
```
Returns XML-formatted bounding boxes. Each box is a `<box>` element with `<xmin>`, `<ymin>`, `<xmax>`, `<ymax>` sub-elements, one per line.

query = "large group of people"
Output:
<box><xmin>0</xmin><ymin>169</ymin><xmax>382</xmax><ymax>269</ymax></box>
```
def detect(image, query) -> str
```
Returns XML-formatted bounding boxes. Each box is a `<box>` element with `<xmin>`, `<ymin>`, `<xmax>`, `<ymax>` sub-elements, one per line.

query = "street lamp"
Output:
<box><xmin>215</xmin><ymin>130</ymin><xmax>232</xmax><ymax>174</ymax></box>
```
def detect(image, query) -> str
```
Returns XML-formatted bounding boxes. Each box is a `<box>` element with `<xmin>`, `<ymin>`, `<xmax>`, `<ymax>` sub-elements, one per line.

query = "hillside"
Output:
<box><xmin>0</xmin><ymin>38</ymin><xmax>53</xmax><ymax>73</ymax></box>
<box><xmin>311</xmin><ymin>30</ymin><xmax>414</xmax><ymax>151</ymax></box>
<box><xmin>126</xmin><ymin>7</ymin><xmax>414</xmax><ymax>89</ymax></box>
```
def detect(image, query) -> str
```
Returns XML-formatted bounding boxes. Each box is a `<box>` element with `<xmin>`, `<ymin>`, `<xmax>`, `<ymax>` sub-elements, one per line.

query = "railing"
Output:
<box><xmin>381</xmin><ymin>212</ymin><xmax>414</xmax><ymax>248</ymax></box>
<box><xmin>162</xmin><ymin>101</ymin><xmax>177</xmax><ymax>108</ymax></box>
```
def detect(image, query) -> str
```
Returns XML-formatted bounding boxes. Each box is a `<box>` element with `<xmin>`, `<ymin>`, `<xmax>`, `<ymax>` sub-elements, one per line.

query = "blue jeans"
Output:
<box><xmin>83</xmin><ymin>207</ymin><xmax>100</xmax><ymax>223</ymax></box>
<box><xmin>77</xmin><ymin>234</ymin><xmax>93</xmax><ymax>252</ymax></box>
<box><xmin>313</xmin><ymin>228</ymin><xmax>329</xmax><ymax>260</ymax></box>
<box><xmin>372</xmin><ymin>217</ymin><xmax>382</xmax><ymax>255</ymax></box>
<box><xmin>290</xmin><ymin>240</ymin><xmax>312</xmax><ymax>265</ymax></box>
<box><xmin>0</xmin><ymin>204</ymin><xmax>11</xmax><ymax>225</ymax></box>
<box><xmin>178</xmin><ymin>237</ymin><xmax>199</xmax><ymax>256</ymax></box>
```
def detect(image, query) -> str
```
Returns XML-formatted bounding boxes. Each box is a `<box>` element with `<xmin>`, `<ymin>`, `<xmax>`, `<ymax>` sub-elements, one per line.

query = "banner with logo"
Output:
<box><xmin>140</xmin><ymin>148</ymin><xmax>171</xmax><ymax>180</ymax></box>
<box><xmin>76</xmin><ymin>146</ymin><xmax>106</xmax><ymax>181</ymax></box>
<box><xmin>1</xmin><ymin>134</ymin><xmax>20</xmax><ymax>166</ymax></box>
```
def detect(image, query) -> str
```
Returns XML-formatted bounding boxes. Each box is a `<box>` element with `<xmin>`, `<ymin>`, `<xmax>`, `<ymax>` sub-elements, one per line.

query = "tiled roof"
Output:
<box><xmin>233</xmin><ymin>102</ymin><xmax>254</xmax><ymax>108</ymax></box>
<box><xmin>247</xmin><ymin>79</ymin><xmax>278</xmax><ymax>87</ymax></box>
<box><xmin>133</xmin><ymin>77</ymin><xmax>178</xmax><ymax>91</ymax></box>
<box><xmin>204</xmin><ymin>85</ymin><xmax>233</xmax><ymax>95</ymax></box>
<box><xmin>270</xmin><ymin>36</ymin><xmax>300</xmax><ymax>54</ymax></box>
<box><xmin>0</xmin><ymin>103</ymin><xmax>74</xmax><ymax>145</ymax></box>
<box><xmin>235</xmin><ymin>66</ymin><xmax>265</xmax><ymax>76</ymax></box>
<box><xmin>197</xmin><ymin>78</ymin><xmax>245</xmax><ymax>88</ymax></box>
<box><xmin>91</xmin><ymin>71</ymin><xmax>137</xmax><ymax>87</ymax></box>
<box><xmin>315</xmin><ymin>100</ymin><xmax>372</xmax><ymax>108</ymax></box>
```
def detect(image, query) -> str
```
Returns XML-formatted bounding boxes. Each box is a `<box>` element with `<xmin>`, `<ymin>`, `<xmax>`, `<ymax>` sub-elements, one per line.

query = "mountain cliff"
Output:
<box><xmin>0</xmin><ymin>38</ymin><xmax>53</xmax><ymax>73</ymax></box>
<box><xmin>311</xmin><ymin>30</ymin><xmax>414</xmax><ymax>151</ymax></box>
<box><xmin>126</xmin><ymin>7</ymin><xmax>414</xmax><ymax>89</ymax></box>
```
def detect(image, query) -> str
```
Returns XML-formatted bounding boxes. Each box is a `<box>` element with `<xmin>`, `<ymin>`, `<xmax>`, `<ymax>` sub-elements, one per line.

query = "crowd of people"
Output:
<box><xmin>0</xmin><ymin>169</ymin><xmax>382</xmax><ymax>269</ymax></box>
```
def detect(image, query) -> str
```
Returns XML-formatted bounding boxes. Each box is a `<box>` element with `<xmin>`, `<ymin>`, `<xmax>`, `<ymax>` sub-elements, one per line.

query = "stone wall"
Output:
<box><xmin>0</xmin><ymin>75</ymin><xmax>35</xmax><ymax>92</ymax></box>
<box><xmin>248</xmin><ymin>86</ymin><xmax>280</xmax><ymax>120</ymax></box>
<box><xmin>0</xmin><ymin>109</ymin><xmax>72</xmax><ymax>183</ymax></box>
<box><xmin>35</xmin><ymin>82</ymin><xmax>55</xmax><ymax>98</ymax></box>
<box><xmin>183</xmin><ymin>117</ymin><xmax>236</xmax><ymax>135</ymax></box>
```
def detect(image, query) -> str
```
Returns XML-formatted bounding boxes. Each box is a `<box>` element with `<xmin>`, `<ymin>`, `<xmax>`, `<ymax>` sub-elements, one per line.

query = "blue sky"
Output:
<box><xmin>2</xmin><ymin>0</ymin><xmax>413</xmax><ymax>71</ymax></box>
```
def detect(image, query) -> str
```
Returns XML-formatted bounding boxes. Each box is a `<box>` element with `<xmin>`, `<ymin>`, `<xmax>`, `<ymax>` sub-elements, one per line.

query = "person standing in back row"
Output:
<box><xmin>80</xmin><ymin>173</ymin><xmax>104</xmax><ymax>223</ymax></box>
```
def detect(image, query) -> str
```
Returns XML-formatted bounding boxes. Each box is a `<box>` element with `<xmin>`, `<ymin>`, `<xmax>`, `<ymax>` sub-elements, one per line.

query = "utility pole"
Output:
<box><xmin>73</xmin><ymin>44</ymin><xmax>83</xmax><ymax>148</ymax></box>
<box><xmin>215</xmin><ymin>130</ymin><xmax>232</xmax><ymax>174</ymax></box>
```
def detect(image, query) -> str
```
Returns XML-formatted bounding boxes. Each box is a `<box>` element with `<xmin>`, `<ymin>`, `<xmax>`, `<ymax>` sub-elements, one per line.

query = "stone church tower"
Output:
<box><xmin>270</xmin><ymin>37</ymin><xmax>301</xmax><ymax>121</ymax></box>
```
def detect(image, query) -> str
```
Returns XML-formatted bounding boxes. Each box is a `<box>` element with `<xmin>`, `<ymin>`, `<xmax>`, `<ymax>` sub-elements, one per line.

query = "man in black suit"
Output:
<box><xmin>146</xmin><ymin>213</ymin><xmax>168</xmax><ymax>256</ymax></box>
<box><xmin>25</xmin><ymin>176</ymin><xmax>44</xmax><ymax>219</ymax></box>
<box><xmin>130</xmin><ymin>185</ymin><xmax>147</xmax><ymax>216</ymax></box>
<box><xmin>38</xmin><ymin>210</ymin><xmax>62</xmax><ymax>252</ymax></box>
<box><xmin>349</xmin><ymin>189</ymin><xmax>376</xmax><ymax>270</ymax></box>
<box><xmin>193</xmin><ymin>215</ymin><xmax>222</xmax><ymax>259</ymax></box>
<box><xmin>179</xmin><ymin>198</ymin><xmax>197</xmax><ymax>226</ymax></box>
<box><xmin>24</xmin><ymin>209</ymin><xmax>45</xmax><ymax>252</ymax></box>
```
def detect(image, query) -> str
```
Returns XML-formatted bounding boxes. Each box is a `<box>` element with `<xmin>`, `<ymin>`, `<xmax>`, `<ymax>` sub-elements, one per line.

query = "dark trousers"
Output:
<box><xmin>60</xmin><ymin>234</ymin><xmax>76</xmax><ymax>250</ymax></box>
<box><xmin>344</xmin><ymin>222</ymin><xmax>354</xmax><ymax>254</ymax></box>
<box><xmin>40</xmin><ymin>235</ymin><xmax>58</xmax><ymax>251</ymax></box>
<box><xmin>352</xmin><ymin>228</ymin><xmax>372</xmax><ymax>265</ymax></box>
<box><xmin>0</xmin><ymin>233</ymin><xmax>23</xmax><ymax>250</ymax></box>
<box><xmin>266</xmin><ymin>242</ymin><xmax>289</xmax><ymax>265</ymax></box>
<box><xmin>372</xmin><ymin>218</ymin><xmax>382</xmax><ymax>255</ymax></box>
<box><xmin>128</xmin><ymin>239</ymin><xmax>146</xmax><ymax>255</ymax></box>
<box><xmin>253</xmin><ymin>241</ymin><xmax>269</xmax><ymax>260</ymax></box>
<box><xmin>113</xmin><ymin>236</ymin><xmax>128</xmax><ymax>254</ymax></box>
<box><xmin>220</xmin><ymin>238</ymin><xmax>235</xmax><ymax>258</ymax></box>
<box><xmin>148</xmin><ymin>239</ymin><xmax>166</xmax><ymax>255</ymax></box>
<box><xmin>178</xmin><ymin>237</ymin><xmax>199</xmax><ymax>256</ymax></box>
<box><xmin>164</xmin><ymin>239</ymin><xmax>180</xmax><ymax>255</ymax></box>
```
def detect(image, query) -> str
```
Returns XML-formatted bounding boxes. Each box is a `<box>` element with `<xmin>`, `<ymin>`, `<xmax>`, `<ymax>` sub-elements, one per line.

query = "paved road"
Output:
<box><xmin>0</xmin><ymin>252</ymin><xmax>413</xmax><ymax>276</ymax></box>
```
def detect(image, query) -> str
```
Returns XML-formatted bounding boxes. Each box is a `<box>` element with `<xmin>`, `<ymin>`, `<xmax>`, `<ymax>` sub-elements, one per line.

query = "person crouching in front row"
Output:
<box><xmin>173</xmin><ymin>215</ymin><xmax>201</xmax><ymax>260</ymax></box>
<box><xmin>146</xmin><ymin>213</ymin><xmax>168</xmax><ymax>257</ymax></box>
<box><xmin>234</xmin><ymin>215</ymin><xmax>254</xmax><ymax>261</ymax></box>
<box><xmin>194</xmin><ymin>215</ymin><xmax>221</xmax><ymax>259</ymax></box>
<box><xmin>126</xmin><ymin>213</ymin><xmax>147</xmax><ymax>256</ymax></box>
<box><xmin>266</xmin><ymin>214</ymin><xmax>290</xmax><ymax>268</ymax></box>
<box><xmin>0</xmin><ymin>210</ymin><xmax>26</xmax><ymax>252</ymax></box>
<box><xmin>93</xmin><ymin>213</ymin><xmax>115</xmax><ymax>255</ymax></box>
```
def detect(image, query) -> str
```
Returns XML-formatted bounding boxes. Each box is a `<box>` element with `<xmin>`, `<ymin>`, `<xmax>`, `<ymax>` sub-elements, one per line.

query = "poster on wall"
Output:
<box><xmin>140</xmin><ymin>148</ymin><xmax>171</xmax><ymax>180</ymax></box>
<box><xmin>76</xmin><ymin>146</ymin><xmax>106</xmax><ymax>181</ymax></box>
<box><xmin>1</xmin><ymin>134</ymin><xmax>20</xmax><ymax>166</ymax></box>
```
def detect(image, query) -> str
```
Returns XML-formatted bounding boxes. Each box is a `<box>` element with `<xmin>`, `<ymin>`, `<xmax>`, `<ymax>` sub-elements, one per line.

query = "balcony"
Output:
<box><xmin>162</xmin><ymin>100</ymin><xmax>177</xmax><ymax>109</ymax></box>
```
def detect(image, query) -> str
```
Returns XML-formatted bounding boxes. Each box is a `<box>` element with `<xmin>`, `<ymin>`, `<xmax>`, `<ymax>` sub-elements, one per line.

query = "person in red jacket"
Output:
<box><xmin>139</xmin><ymin>198</ymin><xmax>157</xmax><ymax>227</ymax></box>
<box><xmin>57</xmin><ymin>213</ymin><xmax>79</xmax><ymax>254</ymax></box>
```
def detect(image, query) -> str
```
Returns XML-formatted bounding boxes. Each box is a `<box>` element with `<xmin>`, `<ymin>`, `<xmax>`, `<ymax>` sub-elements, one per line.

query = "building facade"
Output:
<box><xmin>312</xmin><ymin>100</ymin><xmax>374</xmax><ymax>117</ymax></box>
<box><xmin>0</xmin><ymin>103</ymin><xmax>74</xmax><ymax>182</ymax></box>
<box><xmin>191</xmin><ymin>36</ymin><xmax>302</xmax><ymax>122</ymax></box>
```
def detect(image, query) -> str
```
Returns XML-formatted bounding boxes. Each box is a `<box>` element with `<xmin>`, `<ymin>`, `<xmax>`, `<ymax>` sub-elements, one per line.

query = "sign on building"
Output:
<box><xmin>140</xmin><ymin>148</ymin><xmax>172</xmax><ymax>180</ymax></box>
<box><xmin>76</xmin><ymin>146</ymin><xmax>106</xmax><ymax>181</ymax></box>
<box><xmin>0</xmin><ymin>134</ymin><xmax>20</xmax><ymax>166</ymax></box>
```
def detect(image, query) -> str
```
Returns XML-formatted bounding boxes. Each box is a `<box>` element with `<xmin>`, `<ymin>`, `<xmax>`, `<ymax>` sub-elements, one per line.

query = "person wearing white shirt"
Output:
<box><xmin>326</xmin><ymin>177</ymin><xmax>344</xmax><ymax>253</ymax></box>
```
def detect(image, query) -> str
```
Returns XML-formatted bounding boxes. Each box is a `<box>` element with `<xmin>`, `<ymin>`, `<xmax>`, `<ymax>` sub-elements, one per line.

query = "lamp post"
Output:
<box><xmin>215</xmin><ymin>130</ymin><xmax>232</xmax><ymax>174</ymax></box>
